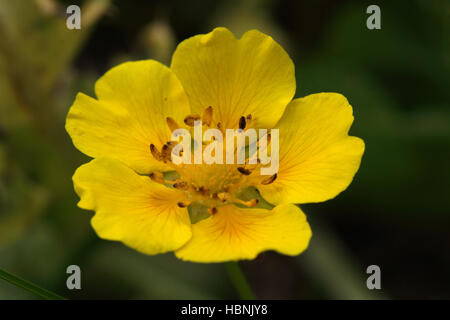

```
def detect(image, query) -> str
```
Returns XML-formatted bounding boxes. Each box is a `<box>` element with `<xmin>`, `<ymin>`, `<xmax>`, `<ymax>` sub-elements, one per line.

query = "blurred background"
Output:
<box><xmin>0</xmin><ymin>0</ymin><xmax>448</xmax><ymax>299</ymax></box>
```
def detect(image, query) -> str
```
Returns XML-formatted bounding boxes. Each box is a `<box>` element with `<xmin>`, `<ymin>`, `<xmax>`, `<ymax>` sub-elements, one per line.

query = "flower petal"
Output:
<box><xmin>66</xmin><ymin>60</ymin><xmax>191</xmax><ymax>174</ymax></box>
<box><xmin>175</xmin><ymin>204</ymin><xmax>311</xmax><ymax>263</ymax></box>
<box><xmin>258</xmin><ymin>93</ymin><xmax>365</xmax><ymax>205</ymax></box>
<box><xmin>170</xmin><ymin>27</ymin><xmax>295</xmax><ymax>129</ymax></box>
<box><xmin>73</xmin><ymin>157</ymin><xmax>192</xmax><ymax>255</ymax></box>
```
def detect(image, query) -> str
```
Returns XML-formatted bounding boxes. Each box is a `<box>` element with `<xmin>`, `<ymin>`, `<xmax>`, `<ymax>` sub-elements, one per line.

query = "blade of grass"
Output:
<box><xmin>0</xmin><ymin>267</ymin><xmax>66</xmax><ymax>300</ymax></box>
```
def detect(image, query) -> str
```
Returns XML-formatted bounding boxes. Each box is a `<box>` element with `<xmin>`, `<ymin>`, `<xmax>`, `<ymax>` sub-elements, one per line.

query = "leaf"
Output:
<box><xmin>0</xmin><ymin>267</ymin><xmax>66</xmax><ymax>300</ymax></box>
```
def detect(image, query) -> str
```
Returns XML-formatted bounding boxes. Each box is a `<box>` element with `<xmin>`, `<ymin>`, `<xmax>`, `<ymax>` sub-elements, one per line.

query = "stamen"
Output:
<box><xmin>177</xmin><ymin>201</ymin><xmax>191</xmax><ymax>208</ymax></box>
<box><xmin>184</xmin><ymin>114</ymin><xmax>201</xmax><ymax>126</ymax></box>
<box><xmin>239</xmin><ymin>116</ymin><xmax>246</xmax><ymax>130</ymax></box>
<box><xmin>261</xmin><ymin>173</ymin><xmax>277</xmax><ymax>185</ymax></box>
<box><xmin>202</xmin><ymin>106</ymin><xmax>213</xmax><ymax>126</ymax></box>
<box><xmin>208</xmin><ymin>207</ymin><xmax>218</xmax><ymax>215</ymax></box>
<box><xmin>217</xmin><ymin>192</ymin><xmax>231</xmax><ymax>202</ymax></box>
<box><xmin>173</xmin><ymin>181</ymin><xmax>188</xmax><ymax>190</ymax></box>
<box><xmin>166</xmin><ymin>117</ymin><xmax>179</xmax><ymax>132</ymax></box>
<box><xmin>149</xmin><ymin>171</ymin><xmax>165</xmax><ymax>184</ymax></box>
<box><xmin>149</xmin><ymin>144</ymin><xmax>162</xmax><ymax>161</ymax></box>
<box><xmin>196</xmin><ymin>186</ymin><xmax>209</xmax><ymax>196</ymax></box>
<box><xmin>234</xmin><ymin>198</ymin><xmax>259</xmax><ymax>207</ymax></box>
<box><xmin>152</xmin><ymin>110</ymin><xmax>272</xmax><ymax>213</ymax></box>
<box><xmin>245</xmin><ymin>198</ymin><xmax>259</xmax><ymax>207</ymax></box>
<box><xmin>161</xmin><ymin>143</ymin><xmax>174</xmax><ymax>162</ymax></box>
<box><xmin>237</xmin><ymin>167</ymin><xmax>251</xmax><ymax>175</ymax></box>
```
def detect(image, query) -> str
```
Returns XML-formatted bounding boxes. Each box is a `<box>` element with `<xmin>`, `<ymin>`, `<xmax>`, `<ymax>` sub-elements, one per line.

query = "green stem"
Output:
<box><xmin>0</xmin><ymin>268</ymin><xmax>66</xmax><ymax>300</ymax></box>
<box><xmin>224</xmin><ymin>262</ymin><xmax>256</xmax><ymax>300</ymax></box>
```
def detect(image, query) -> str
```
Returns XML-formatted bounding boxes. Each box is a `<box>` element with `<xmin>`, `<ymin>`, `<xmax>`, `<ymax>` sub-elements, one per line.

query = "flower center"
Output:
<box><xmin>148</xmin><ymin>107</ymin><xmax>277</xmax><ymax>215</ymax></box>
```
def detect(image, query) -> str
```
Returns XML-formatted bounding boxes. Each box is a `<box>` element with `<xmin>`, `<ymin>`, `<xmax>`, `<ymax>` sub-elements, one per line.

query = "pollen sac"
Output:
<box><xmin>257</xmin><ymin>133</ymin><xmax>271</xmax><ymax>150</ymax></box>
<box><xmin>261</xmin><ymin>173</ymin><xmax>277</xmax><ymax>185</ymax></box>
<box><xmin>184</xmin><ymin>114</ymin><xmax>201</xmax><ymax>126</ymax></box>
<box><xmin>237</xmin><ymin>167</ymin><xmax>251</xmax><ymax>175</ymax></box>
<box><xmin>202</xmin><ymin>106</ymin><xmax>213</xmax><ymax>126</ymax></box>
<box><xmin>161</xmin><ymin>142</ymin><xmax>175</xmax><ymax>161</ymax></box>
<box><xmin>239</xmin><ymin>116</ymin><xmax>246</xmax><ymax>130</ymax></box>
<box><xmin>149</xmin><ymin>171</ymin><xmax>165</xmax><ymax>184</ymax></box>
<box><xmin>196</xmin><ymin>186</ymin><xmax>209</xmax><ymax>195</ymax></box>
<box><xmin>177</xmin><ymin>201</ymin><xmax>190</xmax><ymax>208</ymax></box>
<box><xmin>245</xmin><ymin>198</ymin><xmax>259</xmax><ymax>207</ymax></box>
<box><xmin>149</xmin><ymin>144</ymin><xmax>162</xmax><ymax>161</ymax></box>
<box><xmin>173</xmin><ymin>181</ymin><xmax>188</xmax><ymax>190</ymax></box>
<box><xmin>166</xmin><ymin>117</ymin><xmax>179</xmax><ymax>132</ymax></box>
<box><xmin>208</xmin><ymin>207</ymin><xmax>218</xmax><ymax>215</ymax></box>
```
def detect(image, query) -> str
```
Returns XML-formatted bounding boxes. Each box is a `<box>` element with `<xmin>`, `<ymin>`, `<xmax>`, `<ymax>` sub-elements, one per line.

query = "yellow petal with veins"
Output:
<box><xmin>175</xmin><ymin>204</ymin><xmax>311</xmax><ymax>263</ymax></box>
<box><xmin>66</xmin><ymin>60</ymin><xmax>191</xmax><ymax>174</ymax></box>
<box><xmin>73</xmin><ymin>157</ymin><xmax>192</xmax><ymax>255</ymax></box>
<box><xmin>171</xmin><ymin>27</ymin><xmax>295</xmax><ymax>130</ymax></box>
<box><xmin>258</xmin><ymin>93</ymin><xmax>365</xmax><ymax>205</ymax></box>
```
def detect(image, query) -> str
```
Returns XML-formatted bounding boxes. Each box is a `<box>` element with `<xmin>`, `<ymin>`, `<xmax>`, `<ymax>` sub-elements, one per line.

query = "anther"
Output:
<box><xmin>149</xmin><ymin>171</ymin><xmax>165</xmax><ymax>184</ymax></box>
<box><xmin>161</xmin><ymin>143</ymin><xmax>174</xmax><ymax>162</ymax></box>
<box><xmin>150</xmin><ymin>144</ymin><xmax>162</xmax><ymax>161</ymax></box>
<box><xmin>239</xmin><ymin>116</ymin><xmax>246</xmax><ymax>130</ymax></box>
<box><xmin>202</xmin><ymin>106</ymin><xmax>213</xmax><ymax>126</ymax></box>
<box><xmin>173</xmin><ymin>181</ymin><xmax>188</xmax><ymax>190</ymax></box>
<box><xmin>166</xmin><ymin>117</ymin><xmax>179</xmax><ymax>132</ymax></box>
<box><xmin>184</xmin><ymin>114</ymin><xmax>201</xmax><ymax>126</ymax></box>
<box><xmin>196</xmin><ymin>186</ymin><xmax>209</xmax><ymax>195</ymax></box>
<box><xmin>235</xmin><ymin>198</ymin><xmax>259</xmax><ymax>207</ymax></box>
<box><xmin>208</xmin><ymin>207</ymin><xmax>218</xmax><ymax>215</ymax></box>
<box><xmin>261</xmin><ymin>173</ymin><xmax>277</xmax><ymax>185</ymax></box>
<box><xmin>237</xmin><ymin>167</ymin><xmax>251</xmax><ymax>175</ymax></box>
<box><xmin>217</xmin><ymin>122</ymin><xmax>222</xmax><ymax>129</ymax></box>
<box><xmin>177</xmin><ymin>201</ymin><xmax>191</xmax><ymax>208</ymax></box>
<box><xmin>246</xmin><ymin>114</ymin><xmax>252</xmax><ymax>121</ymax></box>
<box><xmin>245</xmin><ymin>198</ymin><xmax>259</xmax><ymax>207</ymax></box>
<box><xmin>217</xmin><ymin>192</ymin><xmax>231</xmax><ymax>202</ymax></box>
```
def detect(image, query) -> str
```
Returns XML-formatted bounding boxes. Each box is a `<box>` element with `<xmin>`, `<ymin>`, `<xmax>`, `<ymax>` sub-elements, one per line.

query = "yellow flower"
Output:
<box><xmin>66</xmin><ymin>28</ymin><xmax>364</xmax><ymax>263</ymax></box>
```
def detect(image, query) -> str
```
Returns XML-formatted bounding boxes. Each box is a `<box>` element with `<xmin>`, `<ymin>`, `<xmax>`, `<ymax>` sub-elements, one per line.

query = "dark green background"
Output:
<box><xmin>0</xmin><ymin>0</ymin><xmax>448</xmax><ymax>299</ymax></box>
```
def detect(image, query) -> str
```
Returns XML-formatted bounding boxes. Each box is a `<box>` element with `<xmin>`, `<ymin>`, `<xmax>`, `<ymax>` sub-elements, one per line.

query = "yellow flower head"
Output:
<box><xmin>66</xmin><ymin>28</ymin><xmax>364</xmax><ymax>263</ymax></box>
